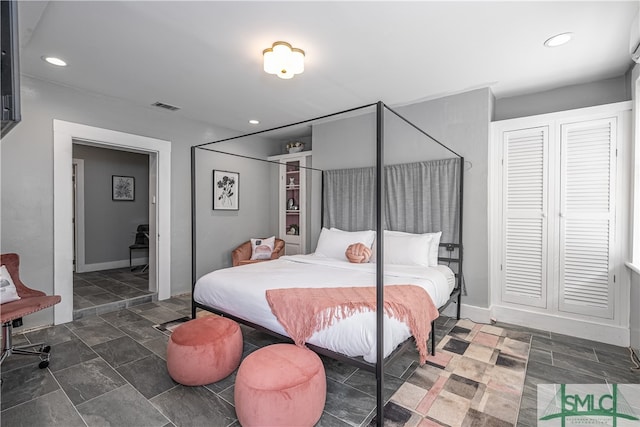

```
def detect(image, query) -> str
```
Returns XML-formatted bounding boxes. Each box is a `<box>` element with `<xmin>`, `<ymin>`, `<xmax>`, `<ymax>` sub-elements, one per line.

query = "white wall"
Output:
<box><xmin>0</xmin><ymin>76</ymin><xmax>238</xmax><ymax>328</ymax></box>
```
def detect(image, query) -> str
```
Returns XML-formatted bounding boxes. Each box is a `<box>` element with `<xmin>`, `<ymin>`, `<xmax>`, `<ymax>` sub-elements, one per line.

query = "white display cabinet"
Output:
<box><xmin>268</xmin><ymin>151</ymin><xmax>312</xmax><ymax>255</ymax></box>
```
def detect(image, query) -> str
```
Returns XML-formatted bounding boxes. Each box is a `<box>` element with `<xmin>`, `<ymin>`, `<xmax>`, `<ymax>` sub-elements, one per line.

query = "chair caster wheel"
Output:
<box><xmin>41</xmin><ymin>345</ymin><xmax>51</xmax><ymax>353</ymax></box>
<box><xmin>38</xmin><ymin>360</ymin><xmax>49</xmax><ymax>369</ymax></box>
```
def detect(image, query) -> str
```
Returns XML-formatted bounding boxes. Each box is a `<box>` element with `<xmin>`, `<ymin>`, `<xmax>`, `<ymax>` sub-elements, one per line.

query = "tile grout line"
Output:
<box><xmin>64</xmin><ymin>317</ymin><xmax>176</xmax><ymax>425</ymax></box>
<box><xmin>49</xmin><ymin>359</ymin><xmax>90</xmax><ymax>427</ymax></box>
<box><xmin>2</xmin><ymin>296</ymin><xmax>188</xmax><ymax>425</ymax></box>
<box><xmin>147</xmin><ymin>384</ymin><xmax>190</xmax><ymax>426</ymax></box>
<box><xmin>515</xmin><ymin>334</ymin><xmax>535</xmax><ymax>426</ymax></box>
<box><xmin>6</xmin><ymin>299</ymin><xmax>635</xmax><ymax>427</ymax></box>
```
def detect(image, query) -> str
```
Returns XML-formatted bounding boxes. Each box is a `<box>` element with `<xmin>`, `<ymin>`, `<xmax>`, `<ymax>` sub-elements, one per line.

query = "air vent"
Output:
<box><xmin>151</xmin><ymin>101</ymin><xmax>180</xmax><ymax>111</ymax></box>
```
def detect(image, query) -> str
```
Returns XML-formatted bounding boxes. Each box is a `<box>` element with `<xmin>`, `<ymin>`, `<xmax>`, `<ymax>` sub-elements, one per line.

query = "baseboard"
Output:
<box><xmin>460</xmin><ymin>304</ymin><xmax>492</xmax><ymax>324</ymax></box>
<box><xmin>77</xmin><ymin>257</ymin><xmax>148</xmax><ymax>273</ymax></box>
<box><xmin>491</xmin><ymin>304</ymin><xmax>630</xmax><ymax>347</ymax></box>
<box><xmin>441</xmin><ymin>303</ymin><xmax>492</xmax><ymax>324</ymax></box>
<box><xmin>632</xmin><ymin>324</ymin><xmax>640</xmax><ymax>350</ymax></box>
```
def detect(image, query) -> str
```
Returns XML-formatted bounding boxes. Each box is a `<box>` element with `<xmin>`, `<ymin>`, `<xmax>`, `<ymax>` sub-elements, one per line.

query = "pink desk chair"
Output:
<box><xmin>1</xmin><ymin>253</ymin><xmax>61</xmax><ymax>369</ymax></box>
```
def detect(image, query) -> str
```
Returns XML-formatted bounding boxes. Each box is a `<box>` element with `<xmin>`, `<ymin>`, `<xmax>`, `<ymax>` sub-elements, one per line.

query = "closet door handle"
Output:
<box><xmin>559</xmin><ymin>212</ymin><xmax>564</xmax><ymax>218</ymax></box>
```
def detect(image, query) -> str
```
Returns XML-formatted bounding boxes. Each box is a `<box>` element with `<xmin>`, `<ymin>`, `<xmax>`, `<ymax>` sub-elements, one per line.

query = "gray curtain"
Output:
<box><xmin>323</xmin><ymin>158</ymin><xmax>460</xmax><ymax>244</ymax></box>
<box><xmin>323</xmin><ymin>166</ymin><xmax>376</xmax><ymax>231</ymax></box>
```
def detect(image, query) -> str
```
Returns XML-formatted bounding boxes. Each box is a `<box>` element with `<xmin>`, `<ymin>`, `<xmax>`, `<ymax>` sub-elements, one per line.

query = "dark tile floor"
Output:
<box><xmin>512</xmin><ymin>324</ymin><xmax>640</xmax><ymax>427</ymax></box>
<box><xmin>73</xmin><ymin>267</ymin><xmax>154</xmax><ymax>320</ymax></box>
<box><xmin>1</xmin><ymin>295</ymin><xmax>639</xmax><ymax>427</ymax></box>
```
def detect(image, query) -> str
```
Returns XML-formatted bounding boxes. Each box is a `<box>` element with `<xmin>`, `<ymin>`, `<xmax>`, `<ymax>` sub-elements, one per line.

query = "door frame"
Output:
<box><xmin>53</xmin><ymin>120</ymin><xmax>171</xmax><ymax>324</ymax></box>
<box><xmin>72</xmin><ymin>158</ymin><xmax>85</xmax><ymax>272</ymax></box>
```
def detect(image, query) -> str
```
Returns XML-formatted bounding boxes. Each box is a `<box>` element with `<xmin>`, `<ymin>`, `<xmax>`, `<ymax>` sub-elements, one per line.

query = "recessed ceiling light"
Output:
<box><xmin>248</xmin><ymin>119</ymin><xmax>260</xmax><ymax>125</ymax></box>
<box><xmin>42</xmin><ymin>56</ymin><xmax>67</xmax><ymax>66</ymax></box>
<box><xmin>544</xmin><ymin>32</ymin><xmax>573</xmax><ymax>48</ymax></box>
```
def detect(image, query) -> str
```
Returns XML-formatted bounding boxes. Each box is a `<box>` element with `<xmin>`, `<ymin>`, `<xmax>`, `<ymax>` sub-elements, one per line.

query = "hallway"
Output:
<box><xmin>73</xmin><ymin>267</ymin><xmax>155</xmax><ymax>320</ymax></box>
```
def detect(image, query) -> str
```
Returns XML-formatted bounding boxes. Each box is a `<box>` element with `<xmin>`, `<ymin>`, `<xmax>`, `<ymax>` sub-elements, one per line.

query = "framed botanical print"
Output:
<box><xmin>112</xmin><ymin>175</ymin><xmax>135</xmax><ymax>201</ymax></box>
<box><xmin>213</xmin><ymin>170</ymin><xmax>239</xmax><ymax>210</ymax></box>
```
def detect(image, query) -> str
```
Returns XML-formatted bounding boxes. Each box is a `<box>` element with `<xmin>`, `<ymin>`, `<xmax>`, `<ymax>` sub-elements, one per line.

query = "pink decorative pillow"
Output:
<box><xmin>345</xmin><ymin>243</ymin><xmax>372</xmax><ymax>264</ymax></box>
<box><xmin>250</xmin><ymin>236</ymin><xmax>275</xmax><ymax>260</ymax></box>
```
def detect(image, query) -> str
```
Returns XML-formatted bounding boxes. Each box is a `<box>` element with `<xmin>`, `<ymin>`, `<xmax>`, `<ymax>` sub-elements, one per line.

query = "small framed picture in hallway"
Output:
<box><xmin>112</xmin><ymin>175</ymin><xmax>135</xmax><ymax>201</ymax></box>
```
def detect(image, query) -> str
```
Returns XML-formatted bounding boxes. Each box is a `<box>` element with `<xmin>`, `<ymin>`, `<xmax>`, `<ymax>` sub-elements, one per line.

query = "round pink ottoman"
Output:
<box><xmin>234</xmin><ymin>343</ymin><xmax>326</xmax><ymax>426</ymax></box>
<box><xmin>166</xmin><ymin>316</ymin><xmax>242</xmax><ymax>386</ymax></box>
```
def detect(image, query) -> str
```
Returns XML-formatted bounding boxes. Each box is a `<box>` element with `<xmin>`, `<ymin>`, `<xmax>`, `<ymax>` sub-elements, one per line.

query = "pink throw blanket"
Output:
<box><xmin>265</xmin><ymin>285</ymin><xmax>439</xmax><ymax>364</ymax></box>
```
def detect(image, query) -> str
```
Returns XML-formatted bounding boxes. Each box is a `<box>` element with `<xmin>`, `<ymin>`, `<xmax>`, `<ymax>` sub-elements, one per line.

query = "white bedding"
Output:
<box><xmin>193</xmin><ymin>254</ymin><xmax>455</xmax><ymax>363</ymax></box>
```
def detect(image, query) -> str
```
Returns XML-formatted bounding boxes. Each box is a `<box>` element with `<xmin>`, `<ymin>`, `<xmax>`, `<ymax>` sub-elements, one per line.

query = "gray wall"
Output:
<box><xmin>194</xmin><ymin>139</ymin><xmax>281</xmax><ymax>279</ymax></box>
<box><xmin>2</xmin><ymin>72</ymin><xmax>633</xmax><ymax>328</ymax></box>
<box><xmin>72</xmin><ymin>144</ymin><xmax>149</xmax><ymax>265</ymax></box>
<box><xmin>312</xmin><ymin>89</ymin><xmax>492</xmax><ymax>308</ymax></box>
<box><xmin>494</xmin><ymin>75</ymin><xmax>630</xmax><ymax>120</ymax></box>
<box><xmin>0</xmin><ymin>75</ymin><xmax>237</xmax><ymax>328</ymax></box>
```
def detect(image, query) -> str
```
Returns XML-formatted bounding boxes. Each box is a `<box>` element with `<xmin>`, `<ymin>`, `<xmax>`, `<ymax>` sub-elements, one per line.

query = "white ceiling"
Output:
<box><xmin>17</xmin><ymin>1</ymin><xmax>639</xmax><ymax>135</ymax></box>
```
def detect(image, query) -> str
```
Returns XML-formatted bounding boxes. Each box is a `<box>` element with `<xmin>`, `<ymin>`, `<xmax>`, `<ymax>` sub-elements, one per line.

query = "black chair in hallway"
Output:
<box><xmin>129</xmin><ymin>224</ymin><xmax>149</xmax><ymax>271</ymax></box>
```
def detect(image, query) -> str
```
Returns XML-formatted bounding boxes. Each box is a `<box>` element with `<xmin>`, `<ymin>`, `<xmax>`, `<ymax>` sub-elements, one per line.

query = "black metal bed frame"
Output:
<box><xmin>192</xmin><ymin>242</ymin><xmax>462</xmax><ymax>373</ymax></box>
<box><xmin>191</xmin><ymin>101</ymin><xmax>464</xmax><ymax>425</ymax></box>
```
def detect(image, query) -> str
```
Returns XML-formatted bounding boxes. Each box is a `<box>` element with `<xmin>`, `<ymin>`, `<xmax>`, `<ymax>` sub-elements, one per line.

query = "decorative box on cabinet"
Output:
<box><xmin>268</xmin><ymin>151</ymin><xmax>312</xmax><ymax>255</ymax></box>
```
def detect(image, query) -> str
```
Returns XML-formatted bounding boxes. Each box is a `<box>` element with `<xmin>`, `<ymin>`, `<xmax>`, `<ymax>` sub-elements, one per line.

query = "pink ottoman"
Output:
<box><xmin>234</xmin><ymin>343</ymin><xmax>326</xmax><ymax>426</ymax></box>
<box><xmin>166</xmin><ymin>316</ymin><xmax>242</xmax><ymax>386</ymax></box>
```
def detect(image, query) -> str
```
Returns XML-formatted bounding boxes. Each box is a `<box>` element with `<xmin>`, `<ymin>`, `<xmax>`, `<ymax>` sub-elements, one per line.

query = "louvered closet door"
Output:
<box><xmin>559</xmin><ymin>118</ymin><xmax>616</xmax><ymax>319</ymax></box>
<box><xmin>502</xmin><ymin>127</ymin><xmax>548</xmax><ymax>308</ymax></box>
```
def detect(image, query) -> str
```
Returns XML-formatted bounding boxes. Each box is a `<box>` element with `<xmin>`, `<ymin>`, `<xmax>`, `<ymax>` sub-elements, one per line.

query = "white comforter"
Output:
<box><xmin>193</xmin><ymin>254</ymin><xmax>454</xmax><ymax>362</ymax></box>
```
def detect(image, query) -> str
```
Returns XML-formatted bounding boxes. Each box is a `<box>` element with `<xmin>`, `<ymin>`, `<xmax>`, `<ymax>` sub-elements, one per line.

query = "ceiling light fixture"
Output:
<box><xmin>263</xmin><ymin>41</ymin><xmax>305</xmax><ymax>79</ymax></box>
<box><xmin>544</xmin><ymin>32</ymin><xmax>573</xmax><ymax>48</ymax></box>
<box><xmin>248</xmin><ymin>119</ymin><xmax>260</xmax><ymax>125</ymax></box>
<box><xmin>42</xmin><ymin>56</ymin><xmax>67</xmax><ymax>66</ymax></box>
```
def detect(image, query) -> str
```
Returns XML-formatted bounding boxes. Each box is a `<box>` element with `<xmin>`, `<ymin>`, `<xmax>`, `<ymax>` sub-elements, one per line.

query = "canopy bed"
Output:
<box><xmin>190</xmin><ymin>102</ymin><xmax>464</xmax><ymax>424</ymax></box>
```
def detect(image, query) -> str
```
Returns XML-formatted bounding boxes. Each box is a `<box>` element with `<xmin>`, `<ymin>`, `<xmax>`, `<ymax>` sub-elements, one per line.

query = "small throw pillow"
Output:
<box><xmin>250</xmin><ymin>236</ymin><xmax>275</xmax><ymax>260</ymax></box>
<box><xmin>345</xmin><ymin>243</ymin><xmax>372</xmax><ymax>264</ymax></box>
<box><xmin>0</xmin><ymin>265</ymin><xmax>21</xmax><ymax>304</ymax></box>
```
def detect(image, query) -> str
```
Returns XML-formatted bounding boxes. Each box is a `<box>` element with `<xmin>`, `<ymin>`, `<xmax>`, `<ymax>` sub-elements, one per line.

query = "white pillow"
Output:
<box><xmin>315</xmin><ymin>228</ymin><xmax>376</xmax><ymax>260</ymax></box>
<box><xmin>371</xmin><ymin>230</ymin><xmax>442</xmax><ymax>266</ymax></box>
<box><xmin>426</xmin><ymin>231</ymin><xmax>442</xmax><ymax>266</ymax></box>
<box><xmin>0</xmin><ymin>265</ymin><xmax>21</xmax><ymax>304</ymax></box>
<box><xmin>250</xmin><ymin>236</ymin><xmax>275</xmax><ymax>260</ymax></box>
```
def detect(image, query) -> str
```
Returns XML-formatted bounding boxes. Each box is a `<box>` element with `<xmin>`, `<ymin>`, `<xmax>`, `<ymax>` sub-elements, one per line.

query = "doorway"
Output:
<box><xmin>72</xmin><ymin>145</ymin><xmax>154</xmax><ymax>317</ymax></box>
<box><xmin>53</xmin><ymin>120</ymin><xmax>171</xmax><ymax>325</ymax></box>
